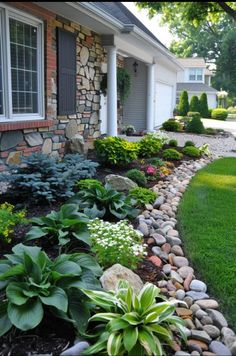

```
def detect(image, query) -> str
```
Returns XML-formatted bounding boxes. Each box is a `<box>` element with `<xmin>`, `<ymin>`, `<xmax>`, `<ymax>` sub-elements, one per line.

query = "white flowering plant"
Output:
<box><xmin>88</xmin><ymin>219</ymin><xmax>147</xmax><ymax>269</ymax></box>
<box><xmin>152</xmin><ymin>130</ymin><xmax>170</xmax><ymax>145</ymax></box>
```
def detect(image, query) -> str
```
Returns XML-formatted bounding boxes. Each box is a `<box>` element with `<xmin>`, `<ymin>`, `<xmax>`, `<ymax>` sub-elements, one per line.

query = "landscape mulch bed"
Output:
<box><xmin>0</xmin><ymin>150</ymin><xmax>199</xmax><ymax>355</ymax></box>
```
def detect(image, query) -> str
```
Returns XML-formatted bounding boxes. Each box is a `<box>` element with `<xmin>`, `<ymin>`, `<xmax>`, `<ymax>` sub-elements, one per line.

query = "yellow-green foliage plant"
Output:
<box><xmin>0</xmin><ymin>203</ymin><xmax>26</xmax><ymax>243</ymax></box>
<box><xmin>81</xmin><ymin>280</ymin><xmax>186</xmax><ymax>356</ymax></box>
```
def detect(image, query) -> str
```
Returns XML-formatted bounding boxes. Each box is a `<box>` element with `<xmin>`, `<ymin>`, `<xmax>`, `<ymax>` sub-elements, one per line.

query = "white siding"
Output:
<box><xmin>123</xmin><ymin>58</ymin><xmax>147</xmax><ymax>131</ymax></box>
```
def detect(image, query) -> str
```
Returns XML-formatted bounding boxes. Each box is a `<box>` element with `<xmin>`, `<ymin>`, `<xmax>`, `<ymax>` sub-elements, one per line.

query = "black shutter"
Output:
<box><xmin>57</xmin><ymin>28</ymin><xmax>76</xmax><ymax>115</ymax></box>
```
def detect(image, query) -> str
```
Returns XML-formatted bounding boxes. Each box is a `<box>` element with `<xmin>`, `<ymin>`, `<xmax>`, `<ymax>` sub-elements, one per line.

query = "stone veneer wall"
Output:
<box><xmin>0</xmin><ymin>2</ymin><xmax>106</xmax><ymax>171</ymax></box>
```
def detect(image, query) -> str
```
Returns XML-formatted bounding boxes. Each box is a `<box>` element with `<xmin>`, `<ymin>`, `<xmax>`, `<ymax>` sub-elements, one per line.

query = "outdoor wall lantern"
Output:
<box><xmin>133</xmin><ymin>61</ymin><xmax>138</xmax><ymax>74</ymax></box>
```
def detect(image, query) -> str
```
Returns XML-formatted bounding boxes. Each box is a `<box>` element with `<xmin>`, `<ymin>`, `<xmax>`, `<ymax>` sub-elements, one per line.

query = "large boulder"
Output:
<box><xmin>65</xmin><ymin>134</ymin><xmax>86</xmax><ymax>155</ymax></box>
<box><xmin>105</xmin><ymin>174</ymin><xmax>137</xmax><ymax>192</ymax></box>
<box><xmin>100</xmin><ymin>264</ymin><xmax>144</xmax><ymax>294</ymax></box>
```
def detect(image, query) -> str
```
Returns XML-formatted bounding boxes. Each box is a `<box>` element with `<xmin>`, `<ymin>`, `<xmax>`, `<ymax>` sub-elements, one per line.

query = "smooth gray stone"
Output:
<box><xmin>186</xmin><ymin>291</ymin><xmax>209</xmax><ymax>301</ymax></box>
<box><xmin>209</xmin><ymin>341</ymin><xmax>232</xmax><ymax>356</ymax></box>
<box><xmin>207</xmin><ymin>309</ymin><xmax>228</xmax><ymax>329</ymax></box>
<box><xmin>190</xmin><ymin>279</ymin><xmax>207</xmax><ymax>293</ymax></box>
<box><xmin>191</xmin><ymin>330</ymin><xmax>212</xmax><ymax>344</ymax></box>
<box><xmin>61</xmin><ymin>341</ymin><xmax>90</xmax><ymax>356</ymax></box>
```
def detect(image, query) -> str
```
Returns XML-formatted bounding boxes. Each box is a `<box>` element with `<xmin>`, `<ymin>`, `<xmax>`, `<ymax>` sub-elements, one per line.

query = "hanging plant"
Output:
<box><xmin>99</xmin><ymin>68</ymin><xmax>132</xmax><ymax>105</ymax></box>
<box><xmin>117</xmin><ymin>67</ymin><xmax>132</xmax><ymax>105</ymax></box>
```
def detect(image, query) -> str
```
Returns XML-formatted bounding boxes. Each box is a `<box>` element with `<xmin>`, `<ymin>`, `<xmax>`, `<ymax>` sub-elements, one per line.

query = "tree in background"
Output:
<box><xmin>189</xmin><ymin>96</ymin><xmax>200</xmax><ymax>113</ymax></box>
<box><xmin>178</xmin><ymin>90</ymin><xmax>189</xmax><ymax>116</ymax></box>
<box><xmin>199</xmin><ymin>93</ymin><xmax>209</xmax><ymax>117</ymax></box>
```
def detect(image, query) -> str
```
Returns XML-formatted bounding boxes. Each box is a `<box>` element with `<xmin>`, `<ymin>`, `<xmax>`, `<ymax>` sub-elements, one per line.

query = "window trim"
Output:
<box><xmin>0</xmin><ymin>3</ymin><xmax>44</xmax><ymax>122</ymax></box>
<box><xmin>188</xmin><ymin>68</ymin><xmax>203</xmax><ymax>82</ymax></box>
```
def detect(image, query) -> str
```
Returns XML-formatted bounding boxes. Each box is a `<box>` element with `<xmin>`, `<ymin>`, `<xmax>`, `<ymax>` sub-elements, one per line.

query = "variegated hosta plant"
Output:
<box><xmin>81</xmin><ymin>280</ymin><xmax>186</xmax><ymax>356</ymax></box>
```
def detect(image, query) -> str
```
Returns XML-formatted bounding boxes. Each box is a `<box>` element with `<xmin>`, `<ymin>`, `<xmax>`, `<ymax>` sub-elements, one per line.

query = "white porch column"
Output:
<box><xmin>106</xmin><ymin>46</ymin><xmax>117</xmax><ymax>136</ymax></box>
<box><xmin>146</xmin><ymin>63</ymin><xmax>155</xmax><ymax>132</ymax></box>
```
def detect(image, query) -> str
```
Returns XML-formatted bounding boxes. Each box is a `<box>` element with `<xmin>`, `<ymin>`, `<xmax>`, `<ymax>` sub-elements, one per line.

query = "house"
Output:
<box><xmin>0</xmin><ymin>1</ymin><xmax>182</xmax><ymax>171</ymax></box>
<box><xmin>176</xmin><ymin>57</ymin><xmax>218</xmax><ymax>109</ymax></box>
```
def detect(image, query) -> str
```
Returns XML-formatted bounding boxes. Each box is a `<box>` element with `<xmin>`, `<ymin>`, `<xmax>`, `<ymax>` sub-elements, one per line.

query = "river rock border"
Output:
<box><xmin>136</xmin><ymin>157</ymin><xmax>236</xmax><ymax>356</ymax></box>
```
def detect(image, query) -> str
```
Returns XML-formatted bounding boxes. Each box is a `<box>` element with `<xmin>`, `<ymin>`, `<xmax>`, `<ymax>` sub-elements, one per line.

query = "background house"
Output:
<box><xmin>0</xmin><ymin>1</ymin><xmax>182</xmax><ymax>171</ymax></box>
<box><xmin>176</xmin><ymin>57</ymin><xmax>218</xmax><ymax>109</ymax></box>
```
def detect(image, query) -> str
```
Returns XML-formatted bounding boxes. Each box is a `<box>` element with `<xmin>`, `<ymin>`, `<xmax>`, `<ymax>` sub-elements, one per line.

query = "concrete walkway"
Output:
<box><xmin>202</xmin><ymin>118</ymin><xmax>236</xmax><ymax>137</ymax></box>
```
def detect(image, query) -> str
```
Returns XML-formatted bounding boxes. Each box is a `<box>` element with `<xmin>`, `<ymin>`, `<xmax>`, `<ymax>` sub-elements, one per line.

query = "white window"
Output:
<box><xmin>188</xmin><ymin>68</ymin><xmax>203</xmax><ymax>82</ymax></box>
<box><xmin>0</xmin><ymin>5</ymin><xmax>44</xmax><ymax>122</ymax></box>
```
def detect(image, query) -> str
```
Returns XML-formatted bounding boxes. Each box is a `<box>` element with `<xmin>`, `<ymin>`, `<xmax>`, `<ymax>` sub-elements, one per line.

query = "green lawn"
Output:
<box><xmin>177</xmin><ymin>157</ymin><xmax>236</xmax><ymax>329</ymax></box>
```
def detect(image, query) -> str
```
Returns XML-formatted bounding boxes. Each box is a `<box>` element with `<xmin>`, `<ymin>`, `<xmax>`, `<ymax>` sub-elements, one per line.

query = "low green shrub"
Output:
<box><xmin>211</xmin><ymin>108</ymin><xmax>228</xmax><ymax>120</ymax></box>
<box><xmin>187</xmin><ymin>111</ymin><xmax>201</xmax><ymax>119</ymax></box>
<box><xmin>186</xmin><ymin>117</ymin><xmax>205</xmax><ymax>134</ymax></box>
<box><xmin>146</xmin><ymin>157</ymin><xmax>165</xmax><ymax>167</ymax></box>
<box><xmin>25</xmin><ymin>204</ymin><xmax>90</xmax><ymax>247</ymax></box>
<box><xmin>88</xmin><ymin>219</ymin><xmax>146</xmax><ymax>269</ymax></box>
<box><xmin>168</xmin><ymin>139</ymin><xmax>178</xmax><ymax>147</ymax></box>
<box><xmin>138</xmin><ymin>134</ymin><xmax>162</xmax><ymax>158</ymax></box>
<box><xmin>182</xmin><ymin>146</ymin><xmax>201</xmax><ymax>157</ymax></box>
<box><xmin>162</xmin><ymin>119</ymin><xmax>182</xmax><ymax>132</ymax></box>
<box><xmin>184</xmin><ymin>140</ymin><xmax>195</xmax><ymax>147</ymax></box>
<box><xmin>0</xmin><ymin>203</ymin><xmax>27</xmax><ymax>243</ymax></box>
<box><xmin>0</xmin><ymin>243</ymin><xmax>103</xmax><ymax>336</ymax></box>
<box><xmin>94</xmin><ymin>137</ymin><xmax>139</xmax><ymax>166</ymax></box>
<box><xmin>205</xmin><ymin>127</ymin><xmax>217</xmax><ymax>135</ymax></box>
<box><xmin>0</xmin><ymin>153</ymin><xmax>98</xmax><ymax>203</ymax></box>
<box><xmin>82</xmin><ymin>280</ymin><xmax>186</xmax><ymax>356</ymax></box>
<box><xmin>125</xmin><ymin>169</ymin><xmax>147</xmax><ymax>187</ymax></box>
<box><xmin>128</xmin><ymin>187</ymin><xmax>157</xmax><ymax>207</ymax></box>
<box><xmin>77</xmin><ymin>179</ymin><xmax>103</xmax><ymax>190</ymax></box>
<box><xmin>162</xmin><ymin>148</ymin><xmax>183</xmax><ymax>161</ymax></box>
<box><xmin>69</xmin><ymin>184</ymin><xmax>139</xmax><ymax>220</ymax></box>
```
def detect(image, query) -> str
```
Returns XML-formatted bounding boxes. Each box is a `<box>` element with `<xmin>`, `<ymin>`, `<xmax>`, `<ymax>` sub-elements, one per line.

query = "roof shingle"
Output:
<box><xmin>177</xmin><ymin>83</ymin><xmax>218</xmax><ymax>93</ymax></box>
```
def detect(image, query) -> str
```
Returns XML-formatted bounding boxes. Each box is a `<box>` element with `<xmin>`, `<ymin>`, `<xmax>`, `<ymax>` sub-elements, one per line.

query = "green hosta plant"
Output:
<box><xmin>81</xmin><ymin>280</ymin><xmax>186</xmax><ymax>356</ymax></box>
<box><xmin>0</xmin><ymin>243</ymin><xmax>103</xmax><ymax>336</ymax></box>
<box><xmin>69</xmin><ymin>184</ymin><xmax>139</xmax><ymax>220</ymax></box>
<box><xmin>199</xmin><ymin>143</ymin><xmax>211</xmax><ymax>156</ymax></box>
<box><xmin>25</xmin><ymin>204</ymin><xmax>90</xmax><ymax>247</ymax></box>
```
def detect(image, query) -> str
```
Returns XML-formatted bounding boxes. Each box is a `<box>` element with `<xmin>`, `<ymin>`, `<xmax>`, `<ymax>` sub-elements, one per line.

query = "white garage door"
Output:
<box><xmin>155</xmin><ymin>82</ymin><xmax>173</xmax><ymax>127</ymax></box>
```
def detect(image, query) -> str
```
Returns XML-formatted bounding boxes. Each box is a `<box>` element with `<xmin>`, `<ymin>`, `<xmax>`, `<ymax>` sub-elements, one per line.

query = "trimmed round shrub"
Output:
<box><xmin>186</xmin><ymin>117</ymin><xmax>205</xmax><ymax>134</ymax></box>
<box><xmin>162</xmin><ymin>148</ymin><xmax>183</xmax><ymax>161</ymax></box>
<box><xmin>125</xmin><ymin>169</ymin><xmax>147</xmax><ymax>187</ymax></box>
<box><xmin>199</xmin><ymin>93</ymin><xmax>209</xmax><ymax>118</ymax></box>
<box><xmin>168</xmin><ymin>139</ymin><xmax>178</xmax><ymax>147</ymax></box>
<box><xmin>205</xmin><ymin>127</ymin><xmax>217</xmax><ymax>135</ymax></box>
<box><xmin>187</xmin><ymin>111</ymin><xmax>201</xmax><ymax>119</ymax></box>
<box><xmin>162</xmin><ymin>119</ymin><xmax>182</xmax><ymax>132</ymax></box>
<box><xmin>211</xmin><ymin>108</ymin><xmax>228</xmax><ymax>120</ymax></box>
<box><xmin>178</xmin><ymin>90</ymin><xmax>189</xmax><ymax>116</ymax></box>
<box><xmin>189</xmin><ymin>96</ymin><xmax>200</xmax><ymax>112</ymax></box>
<box><xmin>138</xmin><ymin>134</ymin><xmax>162</xmax><ymax>158</ymax></box>
<box><xmin>129</xmin><ymin>187</ymin><xmax>157</xmax><ymax>207</ymax></box>
<box><xmin>182</xmin><ymin>146</ymin><xmax>201</xmax><ymax>157</ymax></box>
<box><xmin>184</xmin><ymin>140</ymin><xmax>195</xmax><ymax>147</ymax></box>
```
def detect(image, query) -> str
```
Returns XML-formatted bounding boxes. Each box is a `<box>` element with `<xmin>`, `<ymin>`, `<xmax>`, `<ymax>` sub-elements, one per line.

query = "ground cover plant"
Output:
<box><xmin>88</xmin><ymin>219</ymin><xmax>147</xmax><ymax>268</ymax></box>
<box><xmin>162</xmin><ymin>149</ymin><xmax>183</xmax><ymax>161</ymax></box>
<box><xmin>0</xmin><ymin>153</ymin><xmax>98</xmax><ymax>203</ymax></box>
<box><xmin>178</xmin><ymin>158</ymin><xmax>236</xmax><ymax>327</ymax></box>
<box><xmin>128</xmin><ymin>187</ymin><xmax>157</xmax><ymax>207</ymax></box>
<box><xmin>81</xmin><ymin>280</ymin><xmax>186</xmax><ymax>356</ymax></box>
<box><xmin>182</xmin><ymin>146</ymin><xmax>201</xmax><ymax>158</ymax></box>
<box><xmin>0</xmin><ymin>243</ymin><xmax>103</xmax><ymax>336</ymax></box>
<box><xmin>125</xmin><ymin>169</ymin><xmax>147</xmax><ymax>187</ymax></box>
<box><xmin>0</xmin><ymin>203</ymin><xmax>27</xmax><ymax>243</ymax></box>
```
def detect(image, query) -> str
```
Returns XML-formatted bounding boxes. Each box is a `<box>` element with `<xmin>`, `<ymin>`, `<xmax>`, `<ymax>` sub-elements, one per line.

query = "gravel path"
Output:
<box><xmin>165</xmin><ymin>131</ymin><xmax>236</xmax><ymax>157</ymax></box>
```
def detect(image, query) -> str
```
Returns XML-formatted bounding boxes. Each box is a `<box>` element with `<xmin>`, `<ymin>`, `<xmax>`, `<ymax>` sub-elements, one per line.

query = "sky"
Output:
<box><xmin>122</xmin><ymin>2</ymin><xmax>174</xmax><ymax>47</ymax></box>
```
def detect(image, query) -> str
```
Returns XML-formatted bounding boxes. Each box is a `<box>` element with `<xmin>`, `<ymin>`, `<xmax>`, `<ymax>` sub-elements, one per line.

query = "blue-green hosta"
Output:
<box><xmin>0</xmin><ymin>243</ymin><xmax>102</xmax><ymax>336</ymax></box>
<box><xmin>81</xmin><ymin>280</ymin><xmax>186</xmax><ymax>355</ymax></box>
<box><xmin>25</xmin><ymin>204</ymin><xmax>91</xmax><ymax>247</ymax></box>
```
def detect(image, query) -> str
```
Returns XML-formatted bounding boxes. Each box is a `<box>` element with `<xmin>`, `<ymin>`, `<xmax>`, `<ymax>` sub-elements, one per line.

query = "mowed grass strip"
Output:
<box><xmin>177</xmin><ymin>157</ymin><xmax>236</xmax><ymax>329</ymax></box>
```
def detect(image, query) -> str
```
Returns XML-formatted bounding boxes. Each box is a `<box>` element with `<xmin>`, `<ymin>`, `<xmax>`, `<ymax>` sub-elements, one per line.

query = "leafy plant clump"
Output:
<box><xmin>0</xmin><ymin>203</ymin><xmax>27</xmax><ymax>243</ymax></box>
<box><xmin>211</xmin><ymin>108</ymin><xmax>228</xmax><ymax>120</ymax></box>
<box><xmin>184</xmin><ymin>140</ymin><xmax>195</xmax><ymax>147</ymax></box>
<box><xmin>129</xmin><ymin>187</ymin><xmax>157</xmax><ymax>207</ymax></box>
<box><xmin>162</xmin><ymin>119</ymin><xmax>182</xmax><ymax>132</ymax></box>
<box><xmin>69</xmin><ymin>183</ymin><xmax>139</xmax><ymax>220</ymax></box>
<box><xmin>145</xmin><ymin>157</ymin><xmax>165</xmax><ymax>167</ymax></box>
<box><xmin>88</xmin><ymin>219</ymin><xmax>147</xmax><ymax>268</ymax></box>
<box><xmin>125</xmin><ymin>169</ymin><xmax>147</xmax><ymax>187</ymax></box>
<box><xmin>178</xmin><ymin>90</ymin><xmax>189</xmax><ymax>116</ymax></box>
<box><xmin>94</xmin><ymin>137</ymin><xmax>139</xmax><ymax>166</ymax></box>
<box><xmin>163</xmin><ymin>149</ymin><xmax>183</xmax><ymax>161</ymax></box>
<box><xmin>77</xmin><ymin>179</ymin><xmax>103</xmax><ymax>191</ymax></box>
<box><xmin>81</xmin><ymin>280</ymin><xmax>186</xmax><ymax>356</ymax></box>
<box><xmin>182</xmin><ymin>146</ymin><xmax>201</xmax><ymax>158</ymax></box>
<box><xmin>138</xmin><ymin>134</ymin><xmax>163</xmax><ymax>158</ymax></box>
<box><xmin>0</xmin><ymin>153</ymin><xmax>98</xmax><ymax>203</ymax></box>
<box><xmin>186</xmin><ymin>117</ymin><xmax>205</xmax><ymax>134</ymax></box>
<box><xmin>0</xmin><ymin>243</ymin><xmax>103</xmax><ymax>336</ymax></box>
<box><xmin>168</xmin><ymin>139</ymin><xmax>178</xmax><ymax>147</ymax></box>
<box><xmin>117</xmin><ymin>68</ymin><xmax>132</xmax><ymax>104</ymax></box>
<box><xmin>25</xmin><ymin>204</ymin><xmax>91</xmax><ymax>248</ymax></box>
